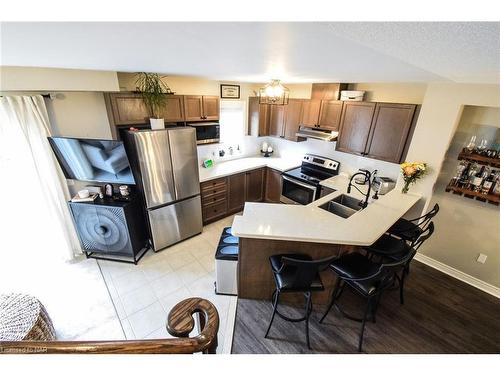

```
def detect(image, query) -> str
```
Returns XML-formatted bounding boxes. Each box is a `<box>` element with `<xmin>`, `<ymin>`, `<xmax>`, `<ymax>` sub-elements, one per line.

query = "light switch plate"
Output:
<box><xmin>477</xmin><ymin>253</ymin><xmax>488</xmax><ymax>264</ymax></box>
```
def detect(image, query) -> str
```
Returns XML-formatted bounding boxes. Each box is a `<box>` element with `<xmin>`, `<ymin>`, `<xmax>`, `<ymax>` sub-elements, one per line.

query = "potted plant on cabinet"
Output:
<box><xmin>135</xmin><ymin>72</ymin><xmax>172</xmax><ymax>129</ymax></box>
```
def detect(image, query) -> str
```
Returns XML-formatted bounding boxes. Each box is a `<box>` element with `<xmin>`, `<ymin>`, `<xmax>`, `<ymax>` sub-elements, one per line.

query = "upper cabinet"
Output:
<box><xmin>300</xmin><ymin>99</ymin><xmax>343</xmax><ymax>131</ymax></box>
<box><xmin>158</xmin><ymin>95</ymin><xmax>186</xmax><ymax>122</ymax></box>
<box><xmin>104</xmin><ymin>92</ymin><xmax>220</xmax><ymax>137</ymax></box>
<box><xmin>268</xmin><ymin>105</ymin><xmax>285</xmax><ymax>138</ymax></box>
<box><xmin>248</xmin><ymin>97</ymin><xmax>270</xmax><ymax>136</ymax></box>
<box><xmin>300</xmin><ymin>100</ymin><xmax>322</xmax><ymax>127</ymax></box>
<box><xmin>336</xmin><ymin>102</ymin><xmax>418</xmax><ymax>164</ymax></box>
<box><xmin>267</xmin><ymin>99</ymin><xmax>304</xmax><ymax>142</ymax></box>
<box><xmin>318</xmin><ymin>100</ymin><xmax>343</xmax><ymax>131</ymax></box>
<box><xmin>365</xmin><ymin>103</ymin><xmax>417</xmax><ymax>163</ymax></box>
<box><xmin>282</xmin><ymin>99</ymin><xmax>304</xmax><ymax>141</ymax></box>
<box><xmin>336</xmin><ymin>102</ymin><xmax>377</xmax><ymax>156</ymax></box>
<box><xmin>202</xmin><ymin>96</ymin><xmax>220</xmax><ymax>121</ymax></box>
<box><xmin>105</xmin><ymin>92</ymin><xmax>150</xmax><ymax>126</ymax></box>
<box><xmin>184</xmin><ymin>95</ymin><xmax>220</xmax><ymax>121</ymax></box>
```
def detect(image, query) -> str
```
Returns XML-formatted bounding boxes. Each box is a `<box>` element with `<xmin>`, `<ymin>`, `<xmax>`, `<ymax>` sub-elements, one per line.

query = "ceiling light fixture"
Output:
<box><xmin>258</xmin><ymin>79</ymin><xmax>290</xmax><ymax>105</ymax></box>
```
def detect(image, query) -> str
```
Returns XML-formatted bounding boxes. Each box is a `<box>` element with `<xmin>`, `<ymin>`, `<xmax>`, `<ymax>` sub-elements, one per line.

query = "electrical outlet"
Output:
<box><xmin>476</xmin><ymin>253</ymin><xmax>487</xmax><ymax>264</ymax></box>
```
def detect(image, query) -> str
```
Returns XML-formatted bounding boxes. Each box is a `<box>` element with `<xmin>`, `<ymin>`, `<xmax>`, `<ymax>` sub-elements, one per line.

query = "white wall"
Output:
<box><xmin>0</xmin><ymin>66</ymin><xmax>119</xmax><ymax>92</ymax></box>
<box><xmin>404</xmin><ymin>83</ymin><xmax>500</xmax><ymax>216</ymax></box>
<box><xmin>348</xmin><ymin>83</ymin><xmax>427</xmax><ymax>104</ymax></box>
<box><xmin>421</xmin><ymin>106</ymin><xmax>500</xmax><ymax>288</ymax></box>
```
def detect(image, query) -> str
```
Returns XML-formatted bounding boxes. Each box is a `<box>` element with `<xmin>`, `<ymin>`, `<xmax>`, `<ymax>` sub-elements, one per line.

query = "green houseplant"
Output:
<box><xmin>135</xmin><ymin>72</ymin><xmax>172</xmax><ymax>129</ymax></box>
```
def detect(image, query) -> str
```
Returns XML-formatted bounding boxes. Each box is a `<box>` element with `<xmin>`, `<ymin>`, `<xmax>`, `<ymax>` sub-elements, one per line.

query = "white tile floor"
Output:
<box><xmin>97</xmin><ymin>214</ymin><xmax>238</xmax><ymax>354</ymax></box>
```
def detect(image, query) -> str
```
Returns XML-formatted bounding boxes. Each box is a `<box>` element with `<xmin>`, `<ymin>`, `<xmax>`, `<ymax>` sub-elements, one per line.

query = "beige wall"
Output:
<box><xmin>0</xmin><ymin>66</ymin><xmax>119</xmax><ymax>92</ymax></box>
<box><xmin>348</xmin><ymin>83</ymin><xmax>427</xmax><ymax>104</ymax></box>
<box><xmin>423</xmin><ymin>106</ymin><xmax>500</xmax><ymax>287</ymax></box>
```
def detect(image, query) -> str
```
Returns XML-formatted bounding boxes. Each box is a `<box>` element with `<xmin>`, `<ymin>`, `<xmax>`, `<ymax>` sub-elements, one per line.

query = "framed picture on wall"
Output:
<box><xmin>220</xmin><ymin>84</ymin><xmax>240</xmax><ymax>99</ymax></box>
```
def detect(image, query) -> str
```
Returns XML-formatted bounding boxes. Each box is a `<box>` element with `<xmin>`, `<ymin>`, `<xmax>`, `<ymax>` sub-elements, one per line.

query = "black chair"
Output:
<box><xmin>364</xmin><ymin>222</ymin><xmax>435</xmax><ymax>304</ymax></box>
<box><xmin>265</xmin><ymin>253</ymin><xmax>337</xmax><ymax>349</ymax></box>
<box><xmin>387</xmin><ymin>203</ymin><xmax>439</xmax><ymax>242</ymax></box>
<box><xmin>319</xmin><ymin>249</ymin><xmax>417</xmax><ymax>352</ymax></box>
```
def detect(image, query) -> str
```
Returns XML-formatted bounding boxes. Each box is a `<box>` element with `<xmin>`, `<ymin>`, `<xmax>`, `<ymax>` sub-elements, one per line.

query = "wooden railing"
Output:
<box><xmin>0</xmin><ymin>297</ymin><xmax>219</xmax><ymax>354</ymax></box>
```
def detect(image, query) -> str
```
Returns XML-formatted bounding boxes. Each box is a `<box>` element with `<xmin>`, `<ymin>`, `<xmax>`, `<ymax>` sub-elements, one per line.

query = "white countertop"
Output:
<box><xmin>231</xmin><ymin>174</ymin><xmax>421</xmax><ymax>246</ymax></box>
<box><xmin>199</xmin><ymin>156</ymin><xmax>301</xmax><ymax>183</ymax></box>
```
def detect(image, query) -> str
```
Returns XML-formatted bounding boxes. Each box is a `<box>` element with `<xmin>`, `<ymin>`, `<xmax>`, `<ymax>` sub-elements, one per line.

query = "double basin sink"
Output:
<box><xmin>319</xmin><ymin>194</ymin><xmax>364</xmax><ymax>219</ymax></box>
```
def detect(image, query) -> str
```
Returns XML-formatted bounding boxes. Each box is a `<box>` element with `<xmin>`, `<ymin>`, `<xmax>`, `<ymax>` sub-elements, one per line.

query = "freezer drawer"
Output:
<box><xmin>148</xmin><ymin>195</ymin><xmax>203</xmax><ymax>251</ymax></box>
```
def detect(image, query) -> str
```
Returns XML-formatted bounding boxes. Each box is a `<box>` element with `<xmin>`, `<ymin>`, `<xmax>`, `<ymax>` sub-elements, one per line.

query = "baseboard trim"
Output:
<box><xmin>414</xmin><ymin>253</ymin><xmax>500</xmax><ymax>299</ymax></box>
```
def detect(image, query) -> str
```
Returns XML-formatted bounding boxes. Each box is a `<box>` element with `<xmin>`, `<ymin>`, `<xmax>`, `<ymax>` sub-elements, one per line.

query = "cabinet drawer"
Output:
<box><xmin>201</xmin><ymin>177</ymin><xmax>227</xmax><ymax>191</ymax></box>
<box><xmin>202</xmin><ymin>192</ymin><xmax>227</xmax><ymax>206</ymax></box>
<box><xmin>202</xmin><ymin>200</ymin><xmax>228</xmax><ymax>223</ymax></box>
<box><xmin>201</xmin><ymin>185</ymin><xmax>227</xmax><ymax>198</ymax></box>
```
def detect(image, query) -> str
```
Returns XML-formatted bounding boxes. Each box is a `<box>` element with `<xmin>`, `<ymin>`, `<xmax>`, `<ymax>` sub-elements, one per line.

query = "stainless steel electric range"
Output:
<box><xmin>280</xmin><ymin>154</ymin><xmax>340</xmax><ymax>205</ymax></box>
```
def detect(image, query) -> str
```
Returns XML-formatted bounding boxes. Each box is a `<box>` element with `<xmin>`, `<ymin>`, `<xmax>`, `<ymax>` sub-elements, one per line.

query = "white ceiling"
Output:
<box><xmin>1</xmin><ymin>22</ymin><xmax>499</xmax><ymax>83</ymax></box>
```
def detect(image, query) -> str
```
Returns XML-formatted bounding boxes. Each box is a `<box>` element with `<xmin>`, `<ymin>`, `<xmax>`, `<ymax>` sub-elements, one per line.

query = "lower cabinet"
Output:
<box><xmin>201</xmin><ymin>177</ymin><xmax>228</xmax><ymax>225</ymax></box>
<box><xmin>265</xmin><ymin>168</ymin><xmax>282</xmax><ymax>203</ymax></box>
<box><xmin>228</xmin><ymin>172</ymin><xmax>246</xmax><ymax>213</ymax></box>
<box><xmin>245</xmin><ymin>168</ymin><xmax>265</xmax><ymax>202</ymax></box>
<box><xmin>201</xmin><ymin>167</ymin><xmax>276</xmax><ymax>225</ymax></box>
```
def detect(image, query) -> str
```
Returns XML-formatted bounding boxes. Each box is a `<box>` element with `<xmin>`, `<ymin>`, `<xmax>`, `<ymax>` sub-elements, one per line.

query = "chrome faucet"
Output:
<box><xmin>347</xmin><ymin>170</ymin><xmax>373</xmax><ymax>209</ymax></box>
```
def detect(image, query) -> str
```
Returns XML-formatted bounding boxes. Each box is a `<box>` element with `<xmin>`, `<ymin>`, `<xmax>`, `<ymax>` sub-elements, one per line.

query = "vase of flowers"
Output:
<box><xmin>400</xmin><ymin>162</ymin><xmax>427</xmax><ymax>193</ymax></box>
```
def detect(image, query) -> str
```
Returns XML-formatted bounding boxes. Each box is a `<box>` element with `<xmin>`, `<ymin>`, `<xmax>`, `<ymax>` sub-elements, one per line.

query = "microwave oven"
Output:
<box><xmin>187</xmin><ymin>122</ymin><xmax>220</xmax><ymax>145</ymax></box>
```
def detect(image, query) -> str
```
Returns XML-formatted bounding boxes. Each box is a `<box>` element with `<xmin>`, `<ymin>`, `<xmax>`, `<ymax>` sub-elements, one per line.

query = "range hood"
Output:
<box><xmin>295</xmin><ymin>125</ymin><xmax>338</xmax><ymax>142</ymax></box>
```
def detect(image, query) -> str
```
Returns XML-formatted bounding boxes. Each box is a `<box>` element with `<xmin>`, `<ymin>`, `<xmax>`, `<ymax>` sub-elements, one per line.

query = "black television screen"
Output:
<box><xmin>49</xmin><ymin>137</ymin><xmax>135</xmax><ymax>185</ymax></box>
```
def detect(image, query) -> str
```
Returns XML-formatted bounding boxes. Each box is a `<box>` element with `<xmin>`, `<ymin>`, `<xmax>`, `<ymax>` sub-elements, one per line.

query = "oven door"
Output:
<box><xmin>280</xmin><ymin>175</ymin><xmax>317</xmax><ymax>205</ymax></box>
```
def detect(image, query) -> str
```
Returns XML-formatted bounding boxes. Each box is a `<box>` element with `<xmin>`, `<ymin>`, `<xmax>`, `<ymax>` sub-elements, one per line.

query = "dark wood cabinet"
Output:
<box><xmin>227</xmin><ymin>172</ymin><xmax>246</xmax><ymax>213</ymax></box>
<box><xmin>184</xmin><ymin>95</ymin><xmax>204</xmax><ymax>121</ymax></box>
<box><xmin>318</xmin><ymin>100</ymin><xmax>343</xmax><ymax>131</ymax></box>
<box><xmin>336</xmin><ymin>102</ymin><xmax>418</xmax><ymax>164</ymax></box>
<box><xmin>245</xmin><ymin>168</ymin><xmax>265</xmax><ymax>202</ymax></box>
<box><xmin>158</xmin><ymin>95</ymin><xmax>185</xmax><ymax>122</ymax></box>
<box><xmin>184</xmin><ymin>95</ymin><xmax>220</xmax><ymax>121</ymax></box>
<box><xmin>105</xmin><ymin>93</ymin><xmax>186</xmax><ymax>126</ymax></box>
<box><xmin>365</xmin><ymin>103</ymin><xmax>417</xmax><ymax>163</ymax></box>
<box><xmin>202</xmin><ymin>96</ymin><xmax>220</xmax><ymax>121</ymax></box>
<box><xmin>248</xmin><ymin>97</ymin><xmax>270</xmax><ymax>136</ymax></box>
<box><xmin>200</xmin><ymin>177</ymin><xmax>228</xmax><ymax>225</ymax></box>
<box><xmin>301</xmin><ymin>100</ymin><xmax>321</xmax><ymax>127</ymax></box>
<box><xmin>105</xmin><ymin>92</ymin><xmax>150</xmax><ymax>126</ymax></box>
<box><xmin>265</xmin><ymin>168</ymin><xmax>282</xmax><ymax>203</ymax></box>
<box><xmin>283</xmin><ymin>99</ymin><xmax>304</xmax><ymax>141</ymax></box>
<box><xmin>311</xmin><ymin>83</ymin><xmax>348</xmax><ymax>101</ymax></box>
<box><xmin>336</xmin><ymin>102</ymin><xmax>377</xmax><ymax>156</ymax></box>
<box><xmin>268</xmin><ymin>105</ymin><xmax>285</xmax><ymax>137</ymax></box>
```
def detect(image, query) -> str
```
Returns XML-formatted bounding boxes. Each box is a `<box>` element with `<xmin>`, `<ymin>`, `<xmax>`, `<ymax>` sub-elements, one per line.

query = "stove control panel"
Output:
<box><xmin>303</xmin><ymin>154</ymin><xmax>340</xmax><ymax>172</ymax></box>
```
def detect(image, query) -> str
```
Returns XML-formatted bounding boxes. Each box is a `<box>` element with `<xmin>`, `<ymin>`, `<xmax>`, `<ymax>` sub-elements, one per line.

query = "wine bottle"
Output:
<box><xmin>458</xmin><ymin>162</ymin><xmax>471</xmax><ymax>188</ymax></box>
<box><xmin>471</xmin><ymin>166</ymin><xmax>486</xmax><ymax>191</ymax></box>
<box><xmin>492</xmin><ymin>171</ymin><xmax>500</xmax><ymax>195</ymax></box>
<box><xmin>481</xmin><ymin>171</ymin><xmax>495</xmax><ymax>195</ymax></box>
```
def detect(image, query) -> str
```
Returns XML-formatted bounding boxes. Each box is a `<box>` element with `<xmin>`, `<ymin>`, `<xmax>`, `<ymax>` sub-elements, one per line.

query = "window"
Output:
<box><xmin>219</xmin><ymin>99</ymin><xmax>246</xmax><ymax>144</ymax></box>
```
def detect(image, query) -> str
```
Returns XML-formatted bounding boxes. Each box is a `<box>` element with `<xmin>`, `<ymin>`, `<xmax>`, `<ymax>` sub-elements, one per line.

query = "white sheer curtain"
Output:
<box><xmin>0</xmin><ymin>95</ymin><xmax>81</xmax><ymax>261</ymax></box>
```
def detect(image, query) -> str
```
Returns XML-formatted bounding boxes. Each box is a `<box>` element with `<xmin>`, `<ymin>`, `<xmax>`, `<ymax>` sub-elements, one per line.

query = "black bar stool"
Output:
<box><xmin>265</xmin><ymin>253</ymin><xmax>337</xmax><ymax>349</ymax></box>
<box><xmin>387</xmin><ymin>203</ymin><xmax>439</xmax><ymax>242</ymax></box>
<box><xmin>364</xmin><ymin>222</ymin><xmax>435</xmax><ymax>304</ymax></box>
<box><xmin>320</xmin><ymin>249</ymin><xmax>416</xmax><ymax>352</ymax></box>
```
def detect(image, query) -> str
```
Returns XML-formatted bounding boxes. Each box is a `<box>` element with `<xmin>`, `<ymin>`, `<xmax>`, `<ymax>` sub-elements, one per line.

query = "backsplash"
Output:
<box><xmin>264</xmin><ymin>137</ymin><xmax>401</xmax><ymax>180</ymax></box>
<box><xmin>196</xmin><ymin>136</ymin><xmax>262</xmax><ymax>165</ymax></box>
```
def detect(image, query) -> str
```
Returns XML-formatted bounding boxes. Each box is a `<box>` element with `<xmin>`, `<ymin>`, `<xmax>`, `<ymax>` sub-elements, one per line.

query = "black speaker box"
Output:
<box><xmin>69</xmin><ymin>197</ymin><xmax>148</xmax><ymax>263</ymax></box>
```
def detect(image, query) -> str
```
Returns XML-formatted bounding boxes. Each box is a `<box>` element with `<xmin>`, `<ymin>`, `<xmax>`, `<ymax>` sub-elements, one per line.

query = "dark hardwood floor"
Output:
<box><xmin>231</xmin><ymin>261</ymin><xmax>500</xmax><ymax>354</ymax></box>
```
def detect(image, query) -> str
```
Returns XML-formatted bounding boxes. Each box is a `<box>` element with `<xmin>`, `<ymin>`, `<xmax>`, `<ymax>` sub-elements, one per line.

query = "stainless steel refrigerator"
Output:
<box><xmin>124</xmin><ymin>127</ymin><xmax>203</xmax><ymax>251</ymax></box>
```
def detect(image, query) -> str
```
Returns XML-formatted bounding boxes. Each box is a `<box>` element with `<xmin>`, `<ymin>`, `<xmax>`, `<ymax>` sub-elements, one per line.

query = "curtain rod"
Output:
<box><xmin>0</xmin><ymin>94</ymin><xmax>52</xmax><ymax>99</ymax></box>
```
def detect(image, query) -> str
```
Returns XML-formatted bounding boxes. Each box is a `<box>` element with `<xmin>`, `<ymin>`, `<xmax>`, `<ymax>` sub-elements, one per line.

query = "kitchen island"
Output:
<box><xmin>231</xmin><ymin>175</ymin><xmax>421</xmax><ymax>303</ymax></box>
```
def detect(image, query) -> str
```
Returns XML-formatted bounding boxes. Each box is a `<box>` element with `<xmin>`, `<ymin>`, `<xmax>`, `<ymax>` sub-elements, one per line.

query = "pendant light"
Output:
<box><xmin>258</xmin><ymin>79</ymin><xmax>290</xmax><ymax>105</ymax></box>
